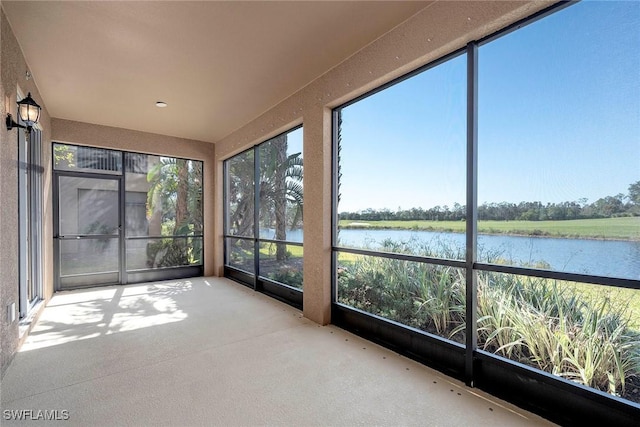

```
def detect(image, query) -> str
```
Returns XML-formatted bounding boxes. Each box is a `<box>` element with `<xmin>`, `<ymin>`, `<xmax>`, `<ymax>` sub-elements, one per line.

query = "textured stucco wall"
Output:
<box><xmin>1</xmin><ymin>7</ymin><xmax>53</xmax><ymax>377</ymax></box>
<box><xmin>51</xmin><ymin>119</ymin><xmax>216</xmax><ymax>277</ymax></box>
<box><xmin>1</xmin><ymin>12</ymin><xmax>218</xmax><ymax>376</ymax></box>
<box><xmin>1</xmin><ymin>0</ymin><xmax>556</xmax><ymax>376</ymax></box>
<box><xmin>214</xmin><ymin>1</ymin><xmax>555</xmax><ymax>324</ymax></box>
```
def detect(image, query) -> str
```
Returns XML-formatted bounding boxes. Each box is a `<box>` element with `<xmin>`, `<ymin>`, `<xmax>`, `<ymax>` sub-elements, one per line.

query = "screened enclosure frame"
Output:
<box><xmin>331</xmin><ymin>1</ymin><xmax>639</xmax><ymax>424</ymax></box>
<box><xmin>223</xmin><ymin>126</ymin><xmax>304</xmax><ymax>309</ymax></box>
<box><xmin>52</xmin><ymin>143</ymin><xmax>204</xmax><ymax>289</ymax></box>
<box><xmin>19</xmin><ymin>125</ymin><xmax>44</xmax><ymax>318</ymax></box>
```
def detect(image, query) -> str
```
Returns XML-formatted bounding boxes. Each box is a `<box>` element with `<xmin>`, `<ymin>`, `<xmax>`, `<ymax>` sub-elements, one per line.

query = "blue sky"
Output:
<box><xmin>286</xmin><ymin>126</ymin><xmax>303</xmax><ymax>159</ymax></box>
<box><xmin>337</xmin><ymin>0</ymin><xmax>639</xmax><ymax>213</ymax></box>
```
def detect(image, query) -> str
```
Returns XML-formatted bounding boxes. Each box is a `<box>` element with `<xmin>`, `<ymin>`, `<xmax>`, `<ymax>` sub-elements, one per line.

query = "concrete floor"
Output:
<box><xmin>1</xmin><ymin>277</ymin><xmax>555</xmax><ymax>426</ymax></box>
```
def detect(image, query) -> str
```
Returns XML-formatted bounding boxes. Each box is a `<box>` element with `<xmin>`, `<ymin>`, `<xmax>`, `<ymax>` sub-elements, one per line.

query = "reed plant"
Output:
<box><xmin>337</xmin><ymin>238</ymin><xmax>640</xmax><ymax>399</ymax></box>
<box><xmin>477</xmin><ymin>273</ymin><xmax>638</xmax><ymax>396</ymax></box>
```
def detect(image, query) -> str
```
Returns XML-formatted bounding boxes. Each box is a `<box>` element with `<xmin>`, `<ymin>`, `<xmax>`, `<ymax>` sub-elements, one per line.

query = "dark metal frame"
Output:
<box><xmin>52</xmin><ymin>143</ymin><xmax>204</xmax><ymax>290</ymax></box>
<box><xmin>18</xmin><ymin>124</ymin><xmax>44</xmax><ymax>317</ymax></box>
<box><xmin>330</xmin><ymin>1</ymin><xmax>640</xmax><ymax>424</ymax></box>
<box><xmin>465</xmin><ymin>41</ymin><xmax>478</xmax><ymax>386</ymax></box>
<box><xmin>331</xmin><ymin>110</ymin><xmax>340</xmax><ymax>305</ymax></box>
<box><xmin>254</xmin><ymin>144</ymin><xmax>261</xmax><ymax>290</ymax></box>
<box><xmin>53</xmin><ymin>169</ymin><xmax>123</xmax><ymax>290</ymax></box>
<box><xmin>222</xmin><ymin>126</ymin><xmax>305</xmax><ymax>309</ymax></box>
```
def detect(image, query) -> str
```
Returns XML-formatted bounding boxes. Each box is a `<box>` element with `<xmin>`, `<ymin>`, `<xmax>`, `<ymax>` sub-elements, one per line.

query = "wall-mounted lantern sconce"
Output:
<box><xmin>6</xmin><ymin>92</ymin><xmax>41</xmax><ymax>133</ymax></box>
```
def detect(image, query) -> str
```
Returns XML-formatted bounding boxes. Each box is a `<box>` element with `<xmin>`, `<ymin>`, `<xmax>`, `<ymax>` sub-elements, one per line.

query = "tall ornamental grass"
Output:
<box><xmin>337</xmin><ymin>239</ymin><xmax>640</xmax><ymax>398</ymax></box>
<box><xmin>478</xmin><ymin>273</ymin><xmax>640</xmax><ymax>396</ymax></box>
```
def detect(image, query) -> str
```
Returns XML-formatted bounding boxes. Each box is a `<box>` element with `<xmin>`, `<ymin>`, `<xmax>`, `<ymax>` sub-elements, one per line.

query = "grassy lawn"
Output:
<box><xmin>258</xmin><ymin>242</ymin><xmax>303</xmax><ymax>258</ymax></box>
<box><xmin>567</xmin><ymin>282</ymin><xmax>640</xmax><ymax>329</ymax></box>
<box><xmin>339</xmin><ymin>217</ymin><xmax>640</xmax><ymax>240</ymax></box>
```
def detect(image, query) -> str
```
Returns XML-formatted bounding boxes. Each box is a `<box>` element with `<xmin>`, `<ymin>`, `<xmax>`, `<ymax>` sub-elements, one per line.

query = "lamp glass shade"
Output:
<box><xmin>17</xmin><ymin>92</ymin><xmax>41</xmax><ymax>126</ymax></box>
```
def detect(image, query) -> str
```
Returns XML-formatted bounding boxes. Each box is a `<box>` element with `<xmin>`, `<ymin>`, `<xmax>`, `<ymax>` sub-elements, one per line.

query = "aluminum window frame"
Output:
<box><xmin>222</xmin><ymin>126</ymin><xmax>304</xmax><ymax>307</ymax></box>
<box><xmin>331</xmin><ymin>0</ymin><xmax>640</xmax><ymax>423</ymax></box>
<box><xmin>52</xmin><ymin>142</ymin><xmax>204</xmax><ymax>289</ymax></box>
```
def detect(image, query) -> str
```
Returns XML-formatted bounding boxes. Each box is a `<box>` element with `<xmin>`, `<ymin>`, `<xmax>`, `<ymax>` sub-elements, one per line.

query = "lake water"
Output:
<box><xmin>266</xmin><ymin>228</ymin><xmax>640</xmax><ymax>280</ymax></box>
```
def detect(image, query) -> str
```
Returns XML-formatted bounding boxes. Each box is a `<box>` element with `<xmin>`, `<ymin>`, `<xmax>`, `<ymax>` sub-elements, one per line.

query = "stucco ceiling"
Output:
<box><xmin>3</xmin><ymin>1</ymin><xmax>431</xmax><ymax>143</ymax></box>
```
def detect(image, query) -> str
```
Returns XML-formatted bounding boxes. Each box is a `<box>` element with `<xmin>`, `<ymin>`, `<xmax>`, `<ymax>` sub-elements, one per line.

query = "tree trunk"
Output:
<box><xmin>175</xmin><ymin>159</ymin><xmax>189</xmax><ymax>234</ymax></box>
<box><xmin>147</xmin><ymin>157</ymin><xmax>163</xmax><ymax>236</ymax></box>
<box><xmin>192</xmin><ymin>162</ymin><xmax>203</xmax><ymax>234</ymax></box>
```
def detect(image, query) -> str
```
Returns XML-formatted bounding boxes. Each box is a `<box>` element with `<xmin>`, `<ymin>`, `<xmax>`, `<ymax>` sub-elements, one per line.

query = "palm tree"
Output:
<box><xmin>228</xmin><ymin>135</ymin><xmax>303</xmax><ymax>261</ymax></box>
<box><xmin>146</xmin><ymin>157</ymin><xmax>203</xmax><ymax>265</ymax></box>
<box><xmin>147</xmin><ymin>157</ymin><xmax>202</xmax><ymax>234</ymax></box>
<box><xmin>227</xmin><ymin>150</ymin><xmax>255</xmax><ymax>238</ymax></box>
<box><xmin>259</xmin><ymin>135</ymin><xmax>303</xmax><ymax>260</ymax></box>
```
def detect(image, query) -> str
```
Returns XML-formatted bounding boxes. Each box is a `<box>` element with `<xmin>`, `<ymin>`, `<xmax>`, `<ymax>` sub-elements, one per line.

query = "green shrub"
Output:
<box><xmin>268</xmin><ymin>266</ymin><xmax>303</xmax><ymax>289</ymax></box>
<box><xmin>147</xmin><ymin>238</ymin><xmax>193</xmax><ymax>267</ymax></box>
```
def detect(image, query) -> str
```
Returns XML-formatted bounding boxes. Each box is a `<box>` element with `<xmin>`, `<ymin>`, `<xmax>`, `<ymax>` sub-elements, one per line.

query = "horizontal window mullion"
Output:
<box><xmin>224</xmin><ymin>235</ymin><xmax>303</xmax><ymax>246</ymax></box>
<box><xmin>126</xmin><ymin>264</ymin><xmax>203</xmax><ymax>273</ymax></box>
<box><xmin>257</xmin><ymin>238</ymin><xmax>302</xmax><ymax>246</ymax></box>
<box><xmin>334</xmin><ymin>245</ymin><xmax>466</xmax><ymax>269</ymax></box>
<box><xmin>224</xmin><ymin>235</ymin><xmax>255</xmax><ymax>241</ymax></box>
<box><xmin>58</xmin><ymin>234</ymin><xmax>118</xmax><ymax>239</ymax></box>
<box><xmin>474</xmin><ymin>262</ymin><xmax>640</xmax><ymax>291</ymax></box>
<box><xmin>127</xmin><ymin>235</ymin><xmax>203</xmax><ymax>240</ymax></box>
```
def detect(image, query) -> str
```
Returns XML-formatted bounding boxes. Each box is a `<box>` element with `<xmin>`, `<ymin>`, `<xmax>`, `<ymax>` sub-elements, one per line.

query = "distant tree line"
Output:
<box><xmin>340</xmin><ymin>181</ymin><xmax>640</xmax><ymax>222</ymax></box>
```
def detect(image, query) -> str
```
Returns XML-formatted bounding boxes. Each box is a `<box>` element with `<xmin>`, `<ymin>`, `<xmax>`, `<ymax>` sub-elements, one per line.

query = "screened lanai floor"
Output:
<box><xmin>1</xmin><ymin>278</ymin><xmax>554</xmax><ymax>426</ymax></box>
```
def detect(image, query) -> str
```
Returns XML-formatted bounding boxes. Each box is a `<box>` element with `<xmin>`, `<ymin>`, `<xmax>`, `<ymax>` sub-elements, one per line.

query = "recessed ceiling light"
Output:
<box><xmin>156</xmin><ymin>101</ymin><xmax>167</xmax><ymax>108</ymax></box>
